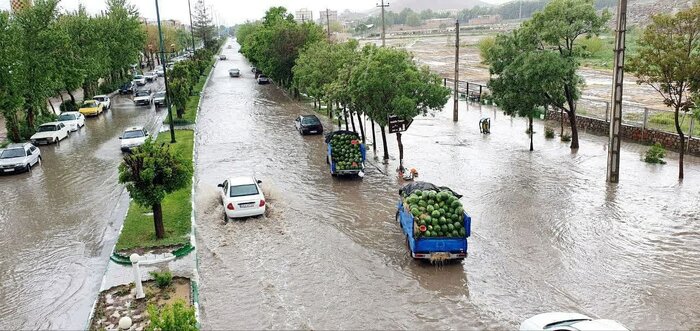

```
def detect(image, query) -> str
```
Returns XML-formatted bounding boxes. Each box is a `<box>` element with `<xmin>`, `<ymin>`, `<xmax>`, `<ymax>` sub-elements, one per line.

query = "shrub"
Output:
<box><xmin>644</xmin><ymin>142</ymin><xmax>666</xmax><ymax>164</ymax></box>
<box><xmin>60</xmin><ymin>100</ymin><xmax>78</xmax><ymax>113</ymax></box>
<box><xmin>545</xmin><ymin>127</ymin><xmax>555</xmax><ymax>139</ymax></box>
<box><xmin>561</xmin><ymin>132</ymin><xmax>572</xmax><ymax>142</ymax></box>
<box><xmin>146</xmin><ymin>300</ymin><xmax>198</xmax><ymax>331</ymax></box>
<box><xmin>149</xmin><ymin>270</ymin><xmax>173</xmax><ymax>289</ymax></box>
<box><xmin>578</xmin><ymin>36</ymin><xmax>604</xmax><ymax>57</ymax></box>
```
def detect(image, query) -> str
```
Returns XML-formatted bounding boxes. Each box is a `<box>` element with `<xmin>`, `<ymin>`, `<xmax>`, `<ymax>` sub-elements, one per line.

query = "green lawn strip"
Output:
<box><xmin>0</xmin><ymin>140</ymin><xmax>8</xmax><ymax>148</ymax></box>
<box><xmin>164</xmin><ymin>60</ymin><xmax>214</xmax><ymax>125</ymax></box>
<box><xmin>115</xmin><ymin>130</ymin><xmax>194</xmax><ymax>253</ymax></box>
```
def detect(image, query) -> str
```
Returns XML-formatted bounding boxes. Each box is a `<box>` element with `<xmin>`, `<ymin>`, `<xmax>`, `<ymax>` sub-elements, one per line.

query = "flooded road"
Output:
<box><xmin>0</xmin><ymin>80</ymin><xmax>166</xmax><ymax>329</ymax></box>
<box><xmin>195</xmin><ymin>41</ymin><xmax>700</xmax><ymax>329</ymax></box>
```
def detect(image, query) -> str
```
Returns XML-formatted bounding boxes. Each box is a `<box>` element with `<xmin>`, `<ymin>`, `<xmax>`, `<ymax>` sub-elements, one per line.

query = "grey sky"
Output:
<box><xmin>0</xmin><ymin>0</ymin><xmax>510</xmax><ymax>25</ymax></box>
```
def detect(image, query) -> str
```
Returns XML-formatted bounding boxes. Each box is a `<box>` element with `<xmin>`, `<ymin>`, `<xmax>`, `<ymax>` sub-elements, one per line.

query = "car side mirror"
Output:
<box><xmin>145</xmin><ymin>133</ymin><xmax>149</xmax><ymax>136</ymax></box>
<box><xmin>257</xmin><ymin>180</ymin><xmax>262</xmax><ymax>184</ymax></box>
<box><xmin>217</xmin><ymin>183</ymin><xmax>224</xmax><ymax>188</ymax></box>
<box><xmin>118</xmin><ymin>136</ymin><xmax>122</xmax><ymax>139</ymax></box>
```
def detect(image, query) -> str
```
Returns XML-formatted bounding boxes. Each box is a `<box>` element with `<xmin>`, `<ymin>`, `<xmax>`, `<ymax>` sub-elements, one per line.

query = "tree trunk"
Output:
<box><xmin>26</xmin><ymin>105</ymin><xmax>35</xmax><ymax>129</ymax></box>
<box><xmin>396</xmin><ymin>131</ymin><xmax>404</xmax><ymax>170</ymax></box>
<box><xmin>152</xmin><ymin>202</ymin><xmax>165</xmax><ymax>239</ymax></box>
<box><xmin>568</xmin><ymin>110</ymin><xmax>579</xmax><ymax>149</ymax></box>
<box><xmin>529</xmin><ymin>114</ymin><xmax>534</xmax><ymax>151</ymax></box>
<box><xmin>9</xmin><ymin>111</ymin><xmax>21</xmax><ymax>142</ymax></box>
<box><xmin>380</xmin><ymin>125</ymin><xmax>389</xmax><ymax>163</ymax></box>
<box><xmin>350</xmin><ymin>111</ymin><xmax>357</xmax><ymax>132</ymax></box>
<box><xmin>48</xmin><ymin>99</ymin><xmax>56</xmax><ymax>115</ymax></box>
<box><xmin>357</xmin><ymin>112</ymin><xmax>365</xmax><ymax>144</ymax></box>
<box><xmin>675</xmin><ymin>108</ymin><xmax>685</xmax><ymax>180</ymax></box>
<box><xmin>67</xmin><ymin>90</ymin><xmax>76</xmax><ymax>103</ymax></box>
<box><xmin>560</xmin><ymin>107</ymin><xmax>564</xmax><ymax>136</ymax></box>
<box><xmin>343</xmin><ymin>107</ymin><xmax>349</xmax><ymax>131</ymax></box>
<box><xmin>371</xmin><ymin>119</ymin><xmax>377</xmax><ymax>154</ymax></box>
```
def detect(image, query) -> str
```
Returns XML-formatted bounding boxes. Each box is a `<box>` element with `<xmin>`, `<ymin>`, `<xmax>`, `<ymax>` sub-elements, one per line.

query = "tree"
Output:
<box><xmin>628</xmin><ymin>4</ymin><xmax>700</xmax><ymax>180</ymax></box>
<box><xmin>485</xmin><ymin>0</ymin><xmax>609</xmax><ymax>149</ymax></box>
<box><xmin>192</xmin><ymin>0</ymin><xmax>215</xmax><ymax>49</ymax></box>
<box><xmin>118</xmin><ymin>139</ymin><xmax>192</xmax><ymax>239</ymax></box>
<box><xmin>406</xmin><ymin>13</ymin><xmax>423</xmax><ymax>27</ymax></box>
<box><xmin>105</xmin><ymin>0</ymin><xmax>146</xmax><ymax>82</ymax></box>
<box><xmin>349</xmin><ymin>45</ymin><xmax>450</xmax><ymax>166</ymax></box>
<box><xmin>0</xmin><ymin>11</ymin><xmax>25</xmax><ymax>142</ymax></box>
<box><xmin>168</xmin><ymin>62</ymin><xmax>192</xmax><ymax>118</ymax></box>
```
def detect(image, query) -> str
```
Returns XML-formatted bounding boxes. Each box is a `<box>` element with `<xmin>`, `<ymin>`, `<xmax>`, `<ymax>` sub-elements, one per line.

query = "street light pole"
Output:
<box><xmin>187</xmin><ymin>0</ymin><xmax>196</xmax><ymax>52</ymax></box>
<box><xmin>155</xmin><ymin>0</ymin><xmax>176</xmax><ymax>143</ymax></box>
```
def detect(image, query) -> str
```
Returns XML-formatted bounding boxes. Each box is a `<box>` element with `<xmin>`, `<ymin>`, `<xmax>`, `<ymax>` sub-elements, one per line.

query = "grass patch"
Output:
<box><xmin>164</xmin><ymin>61</ymin><xmax>214</xmax><ymax>125</ymax></box>
<box><xmin>0</xmin><ymin>140</ymin><xmax>8</xmax><ymax>148</ymax></box>
<box><xmin>115</xmin><ymin>130</ymin><xmax>194</xmax><ymax>253</ymax></box>
<box><xmin>578</xmin><ymin>29</ymin><xmax>640</xmax><ymax>70</ymax></box>
<box><xmin>646</xmin><ymin>112</ymin><xmax>698</xmax><ymax>136</ymax></box>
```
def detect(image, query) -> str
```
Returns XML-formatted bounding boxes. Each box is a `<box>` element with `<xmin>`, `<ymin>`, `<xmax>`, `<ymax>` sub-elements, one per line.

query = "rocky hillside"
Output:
<box><xmin>625</xmin><ymin>0</ymin><xmax>695</xmax><ymax>26</ymax></box>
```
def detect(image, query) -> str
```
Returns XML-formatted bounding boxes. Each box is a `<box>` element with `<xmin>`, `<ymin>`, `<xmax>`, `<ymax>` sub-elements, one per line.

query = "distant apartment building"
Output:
<box><xmin>318</xmin><ymin>10</ymin><xmax>338</xmax><ymax>25</ymax></box>
<box><xmin>10</xmin><ymin>0</ymin><xmax>32</xmax><ymax>13</ymax></box>
<box><xmin>295</xmin><ymin>8</ymin><xmax>313</xmax><ymax>23</ymax></box>
<box><xmin>468</xmin><ymin>15</ymin><xmax>502</xmax><ymax>25</ymax></box>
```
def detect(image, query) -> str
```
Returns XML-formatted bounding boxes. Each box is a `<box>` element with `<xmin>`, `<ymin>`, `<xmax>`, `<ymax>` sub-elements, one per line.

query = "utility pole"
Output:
<box><xmin>453</xmin><ymin>20</ymin><xmax>459</xmax><ymax>122</ymax></box>
<box><xmin>155</xmin><ymin>0</ymin><xmax>176</xmax><ymax>143</ymax></box>
<box><xmin>606</xmin><ymin>0</ymin><xmax>628</xmax><ymax>183</ymax></box>
<box><xmin>325</xmin><ymin>9</ymin><xmax>331</xmax><ymax>40</ymax></box>
<box><xmin>519</xmin><ymin>0</ymin><xmax>523</xmax><ymax>20</ymax></box>
<box><xmin>376</xmin><ymin>0</ymin><xmax>389</xmax><ymax>46</ymax></box>
<box><xmin>187</xmin><ymin>0</ymin><xmax>196</xmax><ymax>51</ymax></box>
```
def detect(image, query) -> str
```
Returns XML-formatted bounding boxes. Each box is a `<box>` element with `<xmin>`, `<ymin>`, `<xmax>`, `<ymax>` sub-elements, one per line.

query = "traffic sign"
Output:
<box><xmin>388</xmin><ymin>115</ymin><xmax>413</xmax><ymax>133</ymax></box>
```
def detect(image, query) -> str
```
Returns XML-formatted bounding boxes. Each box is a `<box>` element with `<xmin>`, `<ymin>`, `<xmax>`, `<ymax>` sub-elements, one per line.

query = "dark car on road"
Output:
<box><xmin>153</xmin><ymin>91</ymin><xmax>166</xmax><ymax>107</ymax></box>
<box><xmin>119</xmin><ymin>82</ymin><xmax>134</xmax><ymax>95</ymax></box>
<box><xmin>294</xmin><ymin>115</ymin><xmax>323</xmax><ymax>135</ymax></box>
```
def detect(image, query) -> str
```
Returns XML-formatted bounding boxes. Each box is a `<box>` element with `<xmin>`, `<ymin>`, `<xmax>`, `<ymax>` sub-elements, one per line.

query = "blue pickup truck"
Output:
<box><xmin>325</xmin><ymin>130</ymin><xmax>366</xmax><ymax>177</ymax></box>
<box><xmin>396</xmin><ymin>182</ymin><xmax>471</xmax><ymax>261</ymax></box>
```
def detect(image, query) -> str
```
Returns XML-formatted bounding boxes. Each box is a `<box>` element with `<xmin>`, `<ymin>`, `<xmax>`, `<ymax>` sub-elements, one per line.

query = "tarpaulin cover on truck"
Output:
<box><xmin>399</xmin><ymin>181</ymin><xmax>463</xmax><ymax>199</ymax></box>
<box><xmin>324</xmin><ymin>130</ymin><xmax>360</xmax><ymax>144</ymax></box>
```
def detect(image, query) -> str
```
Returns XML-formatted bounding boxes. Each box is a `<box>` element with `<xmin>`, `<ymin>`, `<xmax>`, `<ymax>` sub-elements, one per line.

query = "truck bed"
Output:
<box><xmin>397</xmin><ymin>199</ymin><xmax>471</xmax><ymax>260</ymax></box>
<box><xmin>328</xmin><ymin>143</ymin><xmax>366</xmax><ymax>176</ymax></box>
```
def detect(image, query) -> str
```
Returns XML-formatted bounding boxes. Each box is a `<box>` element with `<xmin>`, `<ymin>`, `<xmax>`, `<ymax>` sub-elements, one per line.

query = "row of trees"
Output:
<box><xmin>0</xmin><ymin>0</ymin><xmax>145</xmax><ymax>142</ymax></box>
<box><xmin>237</xmin><ymin>7</ymin><xmax>451</xmax><ymax>168</ymax></box>
<box><xmin>482</xmin><ymin>0</ymin><xmax>699</xmax><ymax>180</ymax></box>
<box><xmin>168</xmin><ymin>48</ymin><xmax>217</xmax><ymax>119</ymax></box>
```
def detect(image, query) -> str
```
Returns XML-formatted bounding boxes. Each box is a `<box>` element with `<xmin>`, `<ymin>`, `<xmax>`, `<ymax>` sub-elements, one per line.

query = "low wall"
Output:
<box><xmin>548</xmin><ymin>110</ymin><xmax>700</xmax><ymax>156</ymax></box>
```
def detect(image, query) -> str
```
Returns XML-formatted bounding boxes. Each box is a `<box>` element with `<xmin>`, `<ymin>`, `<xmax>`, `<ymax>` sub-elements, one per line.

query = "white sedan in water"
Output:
<box><xmin>218</xmin><ymin>176</ymin><xmax>266</xmax><ymax>221</ymax></box>
<box><xmin>30</xmin><ymin>122</ymin><xmax>69</xmax><ymax>145</ymax></box>
<box><xmin>57</xmin><ymin>112</ymin><xmax>85</xmax><ymax>131</ymax></box>
<box><xmin>520</xmin><ymin>312</ymin><xmax>628</xmax><ymax>331</ymax></box>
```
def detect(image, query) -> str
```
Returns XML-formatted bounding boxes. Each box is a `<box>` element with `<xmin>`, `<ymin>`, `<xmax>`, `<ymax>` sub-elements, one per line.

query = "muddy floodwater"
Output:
<box><xmin>194</xmin><ymin>42</ymin><xmax>700</xmax><ymax>329</ymax></box>
<box><xmin>0</xmin><ymin>80</ymin><xmax>166</xmax><ymax>329</ymax></box>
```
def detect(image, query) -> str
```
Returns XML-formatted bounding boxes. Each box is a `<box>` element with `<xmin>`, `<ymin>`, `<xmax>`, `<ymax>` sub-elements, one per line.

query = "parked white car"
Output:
<box><xmin>520</xmin><ymin>313</ymin><xmax>628</xmax><ymax>331</ymax></box>
<box><xmin>0</xmin><ymin>143</ymin><xmax>41</xmax><ymax>174</ymax></box>
<box><xmin>57</xmin><ymin>112</ymin><xmax>85</xmax><ymax>131</ymax></box>
<box><xmin>218</xmin><ymin>176</ymin><xmax>266</xmax><ymax>221</ymax></box>
<box><xmin>155</xmin><ymin>68</ymin><xmax>165</xmax><ymax>77</ymax></box>
<box><xmin>30</xmin><ymin>122</ymin><xmax>69</xmax><ymax>145</ymax></box>
<box><xmin>119</xmin><ymin>126</ymin><xmax>149</xmax><ymax>152</ymax></box>
<box><xmin>132</xmin><ymin>74</ymin><xmax>146</xmax><ymax>86</ymax></box>
<box><xmin>93</xmin><ymin>95</ymin><xmax>111</xmax><ymax>109</ymax></box>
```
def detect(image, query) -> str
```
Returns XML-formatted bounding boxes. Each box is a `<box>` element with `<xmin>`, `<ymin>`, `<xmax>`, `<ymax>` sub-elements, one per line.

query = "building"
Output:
<box><xmin>10</xmin><ymin>0</ymin><xmax>32</xmax><ymax>13</ymax></box>
<box><xmin>318</xmin><ymin>10</ymin><xmax>337</xmax><ymax>25</ymax></box>
<box><xmin>295</xmin><ymin>8</ymin><xmax>313</xmax><ymax>23</ymax></box>
<box><xmin>468</xmin><ymin>15</ymin><xmax>502</xmax><ymax>25</ymax></box>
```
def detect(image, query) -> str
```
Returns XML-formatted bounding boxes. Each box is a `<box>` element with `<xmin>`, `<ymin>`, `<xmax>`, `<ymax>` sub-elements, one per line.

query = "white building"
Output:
<box><xmin>295</xmin><ymin>8</ymin><xmax>313</xmax><ymax>23</ymax></box>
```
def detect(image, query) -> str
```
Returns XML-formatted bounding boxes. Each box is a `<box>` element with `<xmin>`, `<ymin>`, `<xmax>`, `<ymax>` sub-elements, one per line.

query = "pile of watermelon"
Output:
<box><xmin>404</xmin><ymin>190</ymin><xmax>467</xmax><ymax>238</ymax></box>
<box><xmin>330</xmin><ymin>133</ymin><xmax>363</xmax><ymax>171</ymax></box>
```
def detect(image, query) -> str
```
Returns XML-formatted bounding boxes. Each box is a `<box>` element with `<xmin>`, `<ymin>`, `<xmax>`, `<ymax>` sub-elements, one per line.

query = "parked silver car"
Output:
<box><xmin>0</xmin><ymin>143</ymin><xmax>41</xmax><ymax>174</ymax></box>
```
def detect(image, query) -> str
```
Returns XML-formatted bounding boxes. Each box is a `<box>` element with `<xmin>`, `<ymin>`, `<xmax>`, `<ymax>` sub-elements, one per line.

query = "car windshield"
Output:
<box><xmin>58</xmin><ymin>113</ymin><xmax>76</xmax><ymax>121</ymax></box>
<box><xmin>229</xmin><ymin>184</ymin><xmax>259</xmax><ymax>197</ymax></box>
<box><xmin>94</xmin><ymin>96</ymin><xmax>105</xmax><ymax>102</ymax></box>
<box><xmin>123</xmin><ymin>130</ymin><xmax>145</xmax><ymax>139</ymax></box>
<box><xmin>83</xmin><ymin>101</ymin><xmax>97</xmax><ymax>108</ymax></box>
<box><xmin>0</xmin><ymin>148</ymin><xmax>25</xmax><ymax>159</ymax></box>
<box><xmin>302</xmin><ymin>117</ymin><xmax>320</xmax><ymax>125</ymax></box>
<box><xmin>37</xmin><ymin>125</ymin><xmax>57</xmax><ymax>132</ymax></box>
<box><xmin>134</xmin><ymin>75</ymin><xmax>143</xmax><ymax>79</ymax></box>
<box><xmin>155</xmin><ymin>91</ymin><xmax>166</xmax><ymax>98</ymax></box>
<box><xmin>135</xmin><ymin>91</ymin><xmax>150</xmax><ymax>97</ymax></box>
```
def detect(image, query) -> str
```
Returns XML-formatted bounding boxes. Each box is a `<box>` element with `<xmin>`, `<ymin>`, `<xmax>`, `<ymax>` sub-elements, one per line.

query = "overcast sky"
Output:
<box><xmin>0</xmin><ymin>0</ymin><xmax>510</xmax><ymax>25</ymax></box>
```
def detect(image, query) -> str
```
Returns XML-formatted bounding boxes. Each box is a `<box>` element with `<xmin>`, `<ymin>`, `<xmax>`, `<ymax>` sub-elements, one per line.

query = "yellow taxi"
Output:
<box><xmin>79</xmin><ymin>100</ymin><xmax>104</xmax><ymax>117</ymax></box>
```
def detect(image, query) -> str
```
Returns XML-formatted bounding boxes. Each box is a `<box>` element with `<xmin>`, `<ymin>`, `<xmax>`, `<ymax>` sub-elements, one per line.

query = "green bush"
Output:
<box><xmin>146</xmin><ymin>300</ymin><xmax>198</xmax><ymax>331</ymax></box>
<box><xmin>578</xmin><ymin>36</ymin><xmax>604</xmax><ymax>57</ymax></box>
<box><xmin>545</xmin><ymin>127</ymin><xmax>555</xmax><ymax>138</ymax></box>
<box><xmin>644</xmin><ymin>142</ymin><xmax>666</xmax><ymax>164</ymax></box>
<box><xmin>97</xmin><ymin>80</ymin><xmax>123</xmax><ymax>95</ymax></box>
<box><xmin>60</xmin><ymin>100</ymin><xmax>78</xmax><ymax>113</ymax></box>
<box><xmin>561</xmin><ymin>132</ymin><xmax>572</xmax><ymax>142</ymax></box>
<box><xmin>149</xmin><ymin>270</ymin><xmax>173</xmax><ymax>289</ymax></box>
